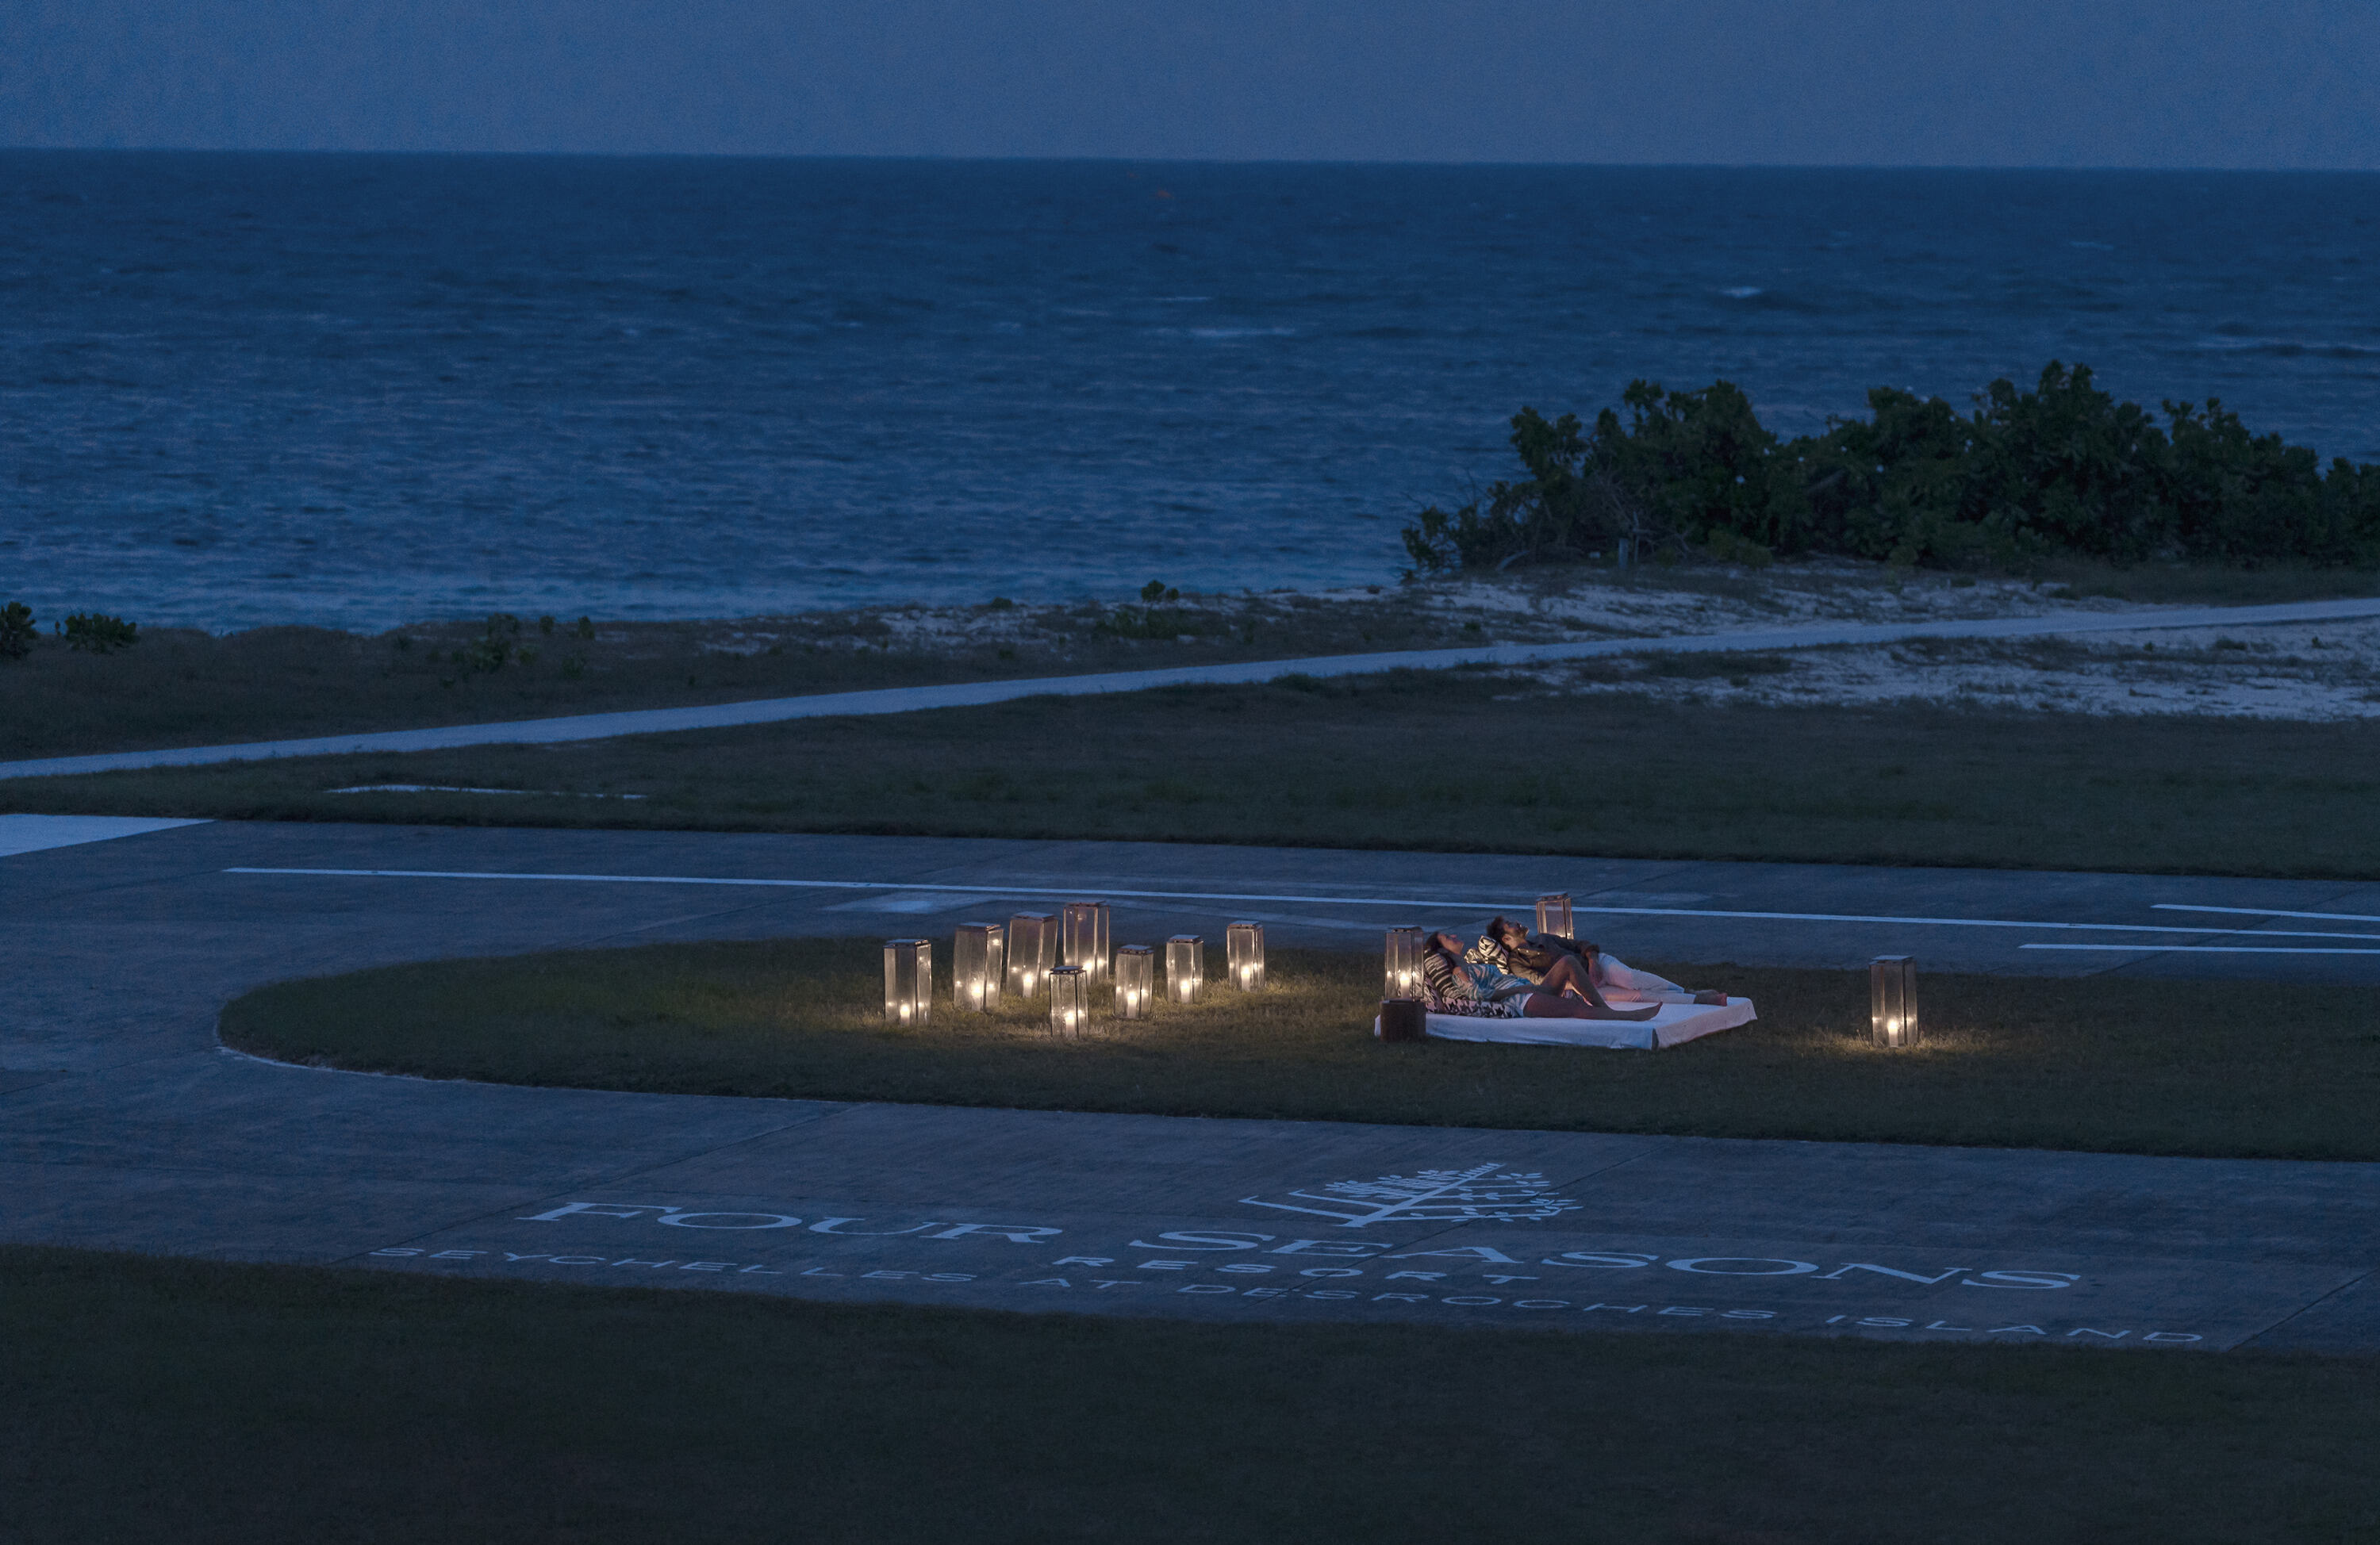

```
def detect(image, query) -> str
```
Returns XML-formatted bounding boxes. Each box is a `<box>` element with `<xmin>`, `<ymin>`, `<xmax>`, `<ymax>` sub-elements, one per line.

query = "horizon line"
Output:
<box><xmin>6</xmin><ymin>145</ymin><xmax>2378</xmax><ymax>176</ymax></box>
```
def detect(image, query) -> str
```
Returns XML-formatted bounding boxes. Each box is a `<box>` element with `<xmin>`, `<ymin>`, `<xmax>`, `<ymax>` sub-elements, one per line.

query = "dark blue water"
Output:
<box><xmin>4</xmin><ymin>152</ymin><xmax>2376</xmax><ymax>631</ymax></box>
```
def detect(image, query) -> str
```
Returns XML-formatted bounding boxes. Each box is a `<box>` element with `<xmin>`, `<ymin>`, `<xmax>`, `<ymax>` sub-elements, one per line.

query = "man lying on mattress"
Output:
<box><xmin>1419</xmin><ymin>922</ymin><xmax>1726</xmax><ymax>1021</ymax></box>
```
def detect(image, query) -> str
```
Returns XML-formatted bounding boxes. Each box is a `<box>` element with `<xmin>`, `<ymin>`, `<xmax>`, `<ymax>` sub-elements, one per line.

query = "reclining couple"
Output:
<box><xmin>1421</xmin><ymin>918</ymin><xmax>1718</xmax><ymax>1022</ymax></box>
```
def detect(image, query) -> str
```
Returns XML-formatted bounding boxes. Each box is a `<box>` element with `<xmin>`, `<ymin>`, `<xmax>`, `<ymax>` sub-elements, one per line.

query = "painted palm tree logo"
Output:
<box><xmin>1240</xmin><ymin>1164</ymin><xmax>1582</xmax><ymax>1228</ymax></box>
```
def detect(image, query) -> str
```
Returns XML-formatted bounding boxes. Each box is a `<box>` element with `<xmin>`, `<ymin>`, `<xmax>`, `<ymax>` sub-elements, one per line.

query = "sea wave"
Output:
<box><xmin>9</xmin><ymin>152</ymin><xmax>2378</xmax><ymax>629</ymax></box>
<box><xmin>2195</xmin><ymin>336</ymin><xmax>2380</xmax><ymax>358</ymax></box>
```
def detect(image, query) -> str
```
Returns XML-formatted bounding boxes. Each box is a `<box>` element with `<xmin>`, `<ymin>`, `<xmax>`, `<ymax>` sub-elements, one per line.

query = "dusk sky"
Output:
<box><xmin>5</xmin><ymin>0</ymin><xmax>2375</xmax><ymax>167</ymax></box>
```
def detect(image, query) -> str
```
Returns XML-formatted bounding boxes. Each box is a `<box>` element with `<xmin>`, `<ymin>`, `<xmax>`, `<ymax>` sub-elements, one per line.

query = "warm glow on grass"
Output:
<box><xmin>221</xmin><ymin>939</ymin><xmax>2380</xmax><ymax>1160</ymax></box>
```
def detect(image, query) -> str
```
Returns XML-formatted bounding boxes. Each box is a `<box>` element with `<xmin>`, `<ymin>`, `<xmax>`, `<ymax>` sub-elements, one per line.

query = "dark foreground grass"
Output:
<box><xmin>221</xmin><ymin>940</ymin><xmax>2380</xmax><ymax>1160</ymax></box>
<box><xmin>4</xmin><ymin>1245</ymin><xmax>2373</xmax><ymax>1545</ymax></box>
<box><xmin>21</xmin><ymin>677</ymin><xmax>2380</xmax><ymax>876</ymax></box>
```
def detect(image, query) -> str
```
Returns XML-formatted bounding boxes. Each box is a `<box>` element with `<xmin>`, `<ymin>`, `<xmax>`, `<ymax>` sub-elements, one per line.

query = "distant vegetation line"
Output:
<box><xmin>1405</xmin><ymin>363</ymin><xmax>2380</xmax><ymax>574</ymax></box>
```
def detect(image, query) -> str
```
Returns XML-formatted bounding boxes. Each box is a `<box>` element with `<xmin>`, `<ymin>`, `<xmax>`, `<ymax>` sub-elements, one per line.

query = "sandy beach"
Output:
<box><xmin>685</xmin><ymin>562</ymin><xmax>2380</xmax><ymax>723</ymax></box>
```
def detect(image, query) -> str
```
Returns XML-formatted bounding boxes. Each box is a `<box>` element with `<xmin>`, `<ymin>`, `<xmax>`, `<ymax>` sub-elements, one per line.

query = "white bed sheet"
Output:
<box><xmin>1373</xmin><ymin>995</ymin><xmax>1756</xmax><ymax>1051</ymax></box>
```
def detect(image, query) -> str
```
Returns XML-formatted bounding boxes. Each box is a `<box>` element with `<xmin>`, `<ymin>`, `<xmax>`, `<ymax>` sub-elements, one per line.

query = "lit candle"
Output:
<box><xmin>1871</xmin><ymin>956</ymin><xmax>1917</xmax><ymax>1049</ymax></box>
<box><xmin>1007</xmin><ymin>912</ymin><xmax>1054</xmax><ymax>999</ymax></box>
<box><xmin>1384</xmin><ymin>926</ymin><xmax>1423</xmax><ymax>1000</ymax></box>
<box><xmin>1049</xmin><ymin>965</ymin><xmax>1089</xmax><ymax>1040</ymax></box>
<box><xmin>1226</xmin><ymin>922</ymin><xmax>1265</xmax><ymax>992</ymax></box>
<box><xmin>1165</xmin><ymin>936</ymin><xmax>1204</xmax><ymax>1003</ymax></box>
<box><xmin>1115</xmin><ymin>945</ymin><xmax>1154</xmax><ymax>1020</ymax></box>
<box><xmin>881</xmin><ymin>938</ymin><xmax>931</xmax><ymax>1025</ymax></box>
<box><xmin>1062</xmin><ymin>901</ymin><xmax>1112</xmax><ymax>983</ymax></box>
<box><xmin>954</xmin><ymin>923</ymin><xmax>1000</xmax><ymax>1014</ymax></box>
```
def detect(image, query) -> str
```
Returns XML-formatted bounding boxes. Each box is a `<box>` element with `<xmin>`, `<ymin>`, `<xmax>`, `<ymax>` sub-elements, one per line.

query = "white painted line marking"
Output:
<box><xmin>324</xmin><ymin>784</ymin><xmax>649</xmax><ymax>799</ymax></box>
<box><xmin>2154</xmin><ymin>902</ymin><xmax>2380</xmax><ymax>925</ymax></box>
<box><xmin>0</xmin><ymin>814</ymin><xmax>209</xmax><ymax>858</ymax></box>
<box><xmin>218</xmin><ymin>868</ymin><xmax>2380</xmax><ymax>942</ymax></box>
<box><xmin>2022</xmin><ymin>944</ymin><xmax>2380</xmax><ymax>956</ymax></box>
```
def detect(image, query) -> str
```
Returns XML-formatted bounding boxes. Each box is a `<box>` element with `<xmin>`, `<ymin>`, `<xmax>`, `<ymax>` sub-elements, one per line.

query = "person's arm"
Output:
<box><xmin>1533</xmin><ymin>933</ymin><xmax>1592</xmax><ymax>971</ymax></box>
<box><xmin>1420</xmin><ymin>949</ymin><xmax>1464</xmax><ymax>1007</ymax></box>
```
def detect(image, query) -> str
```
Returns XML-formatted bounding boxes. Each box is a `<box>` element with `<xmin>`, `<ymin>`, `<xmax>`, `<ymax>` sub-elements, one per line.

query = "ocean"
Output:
<box><xmin>3</xmin><ymin>151</ymin><xmax>2376</xmax><ymax>632</ymax></box>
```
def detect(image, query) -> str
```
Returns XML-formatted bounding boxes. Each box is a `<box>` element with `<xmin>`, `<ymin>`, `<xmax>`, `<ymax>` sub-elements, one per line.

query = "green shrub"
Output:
<box><xmin>1096</xmin><ymin>602</ymin><xmax>1206</xmax><ymax>640</ymax></box>
<box><xmin>457</xmin><ymin>613</ymin><xmax>521</xmax><ymax>673</ymax></box>
<box><xmin>60</xmin><ymin>612</ymin><xmax>137</xmax><ymax>653</ymax></box>
<box><xmin>1705</xmin><ymin>528</ymin><xmax>1775</xmax><ymax>568</ymax></box>
<box><xmin>1403</xmin><ymin>406</ymin><xmax>1646</xmax><ymax>571</ymax></box>
<box><xmin>0</xmin><ymin>602</ymin><xmax>33</xmax><ymax>660</ymax></box>
<box><xmin>1407</xmin><ymin>362</ymin><xmax>2380</xmax><ymax>573</ymax></box>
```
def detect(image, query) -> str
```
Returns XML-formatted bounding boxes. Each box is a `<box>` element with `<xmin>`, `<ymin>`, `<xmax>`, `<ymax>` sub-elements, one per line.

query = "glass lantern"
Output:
<box><xmin>1165</xmin><ymin>935</ymin><xmax>1204</xmax><ymax>1003</ymax></box>
<box><xmin>1534</xmin><ymin>893</ymin><xmax>1575</xmax><ymax>940</ymax></box>
<box><xmin>1384</xmin><ymin>925</ymin><xmax>1424</xmax><ymax>1001</ymax></box>
<box><xmin>1226</xmin><ymin>922</ymin><xmax>1265</xmax><ymax>991</ymax></box>
<box><xmin>1115</xmin><ymin>945</ymin><xmax>1154</xmax><ymax>1019</ymax></box>
<box><xmin>1007</xmin><ymin>912</ymin><xmax>1054</xmax><ymax>999</ymax></box>
<box><xmin>1048</xmin><ymin>965</ymin><xmax>1089</xmax><ymax>1040</ymax></box>
<box><xmin>1062</xmin><ymin>901</ymin><xmax>1112</xmax><ymax>982</ymax></box>
<box><xmin>954</xmin><ymin>923</ymin><xmax>1001</xmax><ymax>1013</ymax></box>
<box><xmin>1871</xmin><ymin>956</ymin><xmax>1917</xmax><ymax>1049</ymax></box>
<box><xmin>882</xmin><ymin>938</ymin><xmax>931</xmax><ymax>1026</ymax></box>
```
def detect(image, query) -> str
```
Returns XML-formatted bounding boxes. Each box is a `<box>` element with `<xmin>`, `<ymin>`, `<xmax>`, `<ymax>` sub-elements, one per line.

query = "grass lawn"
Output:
<box><xmin>221</xmin><ymin>939</ymin><xmax>2380</xmax><ymax>1160</ymax></box>
<box><xmin>18</xmin><ymin>673</ymin><xmax>2380</xmax><ymax>876</ymax></box>
<box><xmin>0</xmin><ymin>591</ymin><xmax>1478</xmax><ymax>761</ymax></box>
<box><xmin>10</xmin><ymin>559</ymin><xmax>2369</xmax><ymax>763</ymax></box>
<box><xmin>3</xmin><ymin>1245</ymin><xmax>2371</xmax><ymax>1545</ymax></box>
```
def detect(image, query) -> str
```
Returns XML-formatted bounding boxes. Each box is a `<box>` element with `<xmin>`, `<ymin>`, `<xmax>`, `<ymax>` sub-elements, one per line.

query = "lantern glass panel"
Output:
<box><xmin>1114</xmin><ymin>946</ymin><xmax>1154</xmax><ymax>1019</ymax></box>
<box><xmin>1007</xmin><ymin>913</ymin><xmax>1054</xmax><ymax>999</ymax></box>
<box><xmin>1226</xmin><ymin>922</ymin><xmax>1265</xmax><ymax>991</ymax></box>
<box><xmin>1534</xmin><ymin>893</ymin><xmax>1574</xmax><ymax>941</ymax></box>
<box><xmin>1870</xmin><ymin>956</ymin><xmax>1918</xmax><ymax>1049</ymax></box>
<box><xmin>954</xmin><ymin>924</ymin><xmax>1000</xmax><ymax>1013</ymax></box>
<box><xmin>985</xmin><ymin>922</ymin><xmax>1006</xmax><ymax>998</ymax></box>
<box><xmin>881</xmin><ymin>939</ymin><xmax>931</xmax><ymax>1025</ymax></box>
<box><xmin>1384</xmin><ymin>925</ymin><xmax>1424</xmax><ymax>1000</ymax></box>
<box><xmin>1061</xmin><ymin>902</ymin><xmax>1112</xmax><ymax>981</ymax></box>
<box><xmin>1165</xmin><ymin>935</ymin><xmax>1204</xmax><ymax>1003</ymax></box>
<box><xmin>1048</xmin><ymin>966</ymin><xmax>1089</xmax><ymax>1039</ymax></box>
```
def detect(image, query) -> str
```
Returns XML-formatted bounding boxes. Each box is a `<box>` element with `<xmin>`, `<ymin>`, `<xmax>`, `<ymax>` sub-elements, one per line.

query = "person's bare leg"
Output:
<box><xmin>1536</xmin><ymin>955</ymin><xmax>1629</xmax><ymax>1012</ymax></box>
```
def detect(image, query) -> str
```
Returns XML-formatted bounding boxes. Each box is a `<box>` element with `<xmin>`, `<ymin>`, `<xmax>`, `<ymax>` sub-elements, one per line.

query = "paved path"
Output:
<box><xmin>2</xmin><ymin>817</ymin><xmax>2374</xmax><ymax>1353</ymax></box>
<box><xmin>9</xmin><ymin>596</ymin><xmax>2380</xmax><ymax>784</ymax></box>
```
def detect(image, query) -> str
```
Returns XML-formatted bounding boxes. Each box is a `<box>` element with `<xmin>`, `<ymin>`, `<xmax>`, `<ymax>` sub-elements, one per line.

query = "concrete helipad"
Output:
<box><xmin>2</xmin><ymin>816</ymin><xmax>2374</xmax><ymax>1352</ymax></box>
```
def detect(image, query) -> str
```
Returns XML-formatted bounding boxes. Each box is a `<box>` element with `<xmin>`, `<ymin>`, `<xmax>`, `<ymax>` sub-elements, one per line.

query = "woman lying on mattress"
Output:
<box><xmin>1464</xmin><ymin>918</ymin><xmax>1730</xmax><ymax>1010</ymax></box>
<box><xmin>1419</xmin><ymin>930</ymin><xmax>1660</xmax><ymax>1022</ymax></box>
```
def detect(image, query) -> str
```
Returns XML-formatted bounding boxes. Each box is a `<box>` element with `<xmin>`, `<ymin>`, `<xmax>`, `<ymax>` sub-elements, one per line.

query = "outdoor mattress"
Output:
<box><xmin>1372</xmin><ymin>995</ymin><xmax>1756</xmax><ymax>1051</ymax></box>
